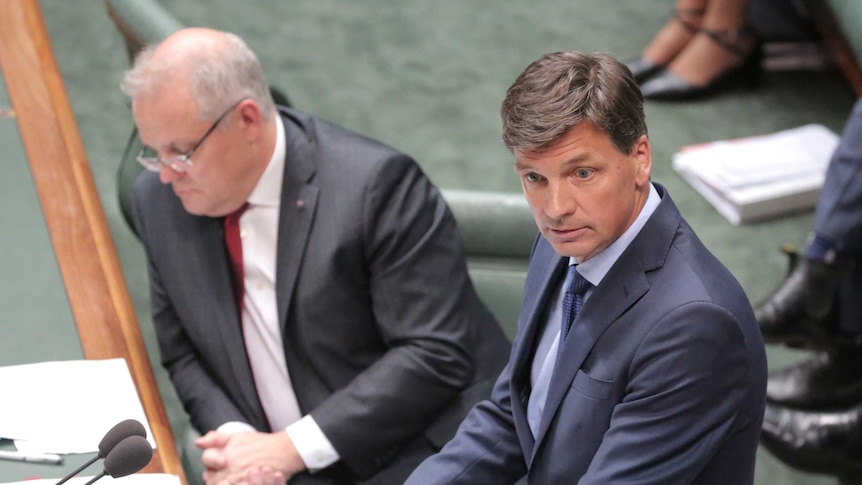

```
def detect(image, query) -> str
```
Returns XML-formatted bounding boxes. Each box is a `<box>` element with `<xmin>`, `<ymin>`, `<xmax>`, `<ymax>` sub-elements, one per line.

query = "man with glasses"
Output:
<box><xmin>135</xmin><ymin>97</ymin><xmax>245</xmax><ymax>174</ymax></box>
<box><xmin>123</xmin><ymin>27</ymin><xmax>509</xmax><ymax>485</ymax></box>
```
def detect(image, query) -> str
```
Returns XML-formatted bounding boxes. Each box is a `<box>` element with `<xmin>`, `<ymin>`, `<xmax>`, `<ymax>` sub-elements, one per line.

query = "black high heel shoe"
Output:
<box><xmin>625</xmin><ymin>8</ymin><xmax>703</xmax><ymax>84</ymax></box>
<box><xmin>639</xmin><ymin>26</ymin><xmax>762</xmax><ymax>101</ymax></box>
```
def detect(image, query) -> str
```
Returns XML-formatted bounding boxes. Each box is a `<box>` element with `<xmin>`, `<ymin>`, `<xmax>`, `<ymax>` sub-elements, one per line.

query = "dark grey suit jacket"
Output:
<box><xmin>132</xmin><ymin>107</ymin><xmax>510</xmax><ymax>483</ymax></box>
<box><xmin>406</xmin><ymin>184</ymin><xmax>768</xmax><ymax>484</ymax></box>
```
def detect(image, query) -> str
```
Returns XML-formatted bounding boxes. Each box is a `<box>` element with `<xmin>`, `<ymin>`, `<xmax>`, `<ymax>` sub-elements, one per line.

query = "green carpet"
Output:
<box><xmin>36</xmin><ymin>1</ymin><xmax>858</xmax><ymax>483</ymax></box>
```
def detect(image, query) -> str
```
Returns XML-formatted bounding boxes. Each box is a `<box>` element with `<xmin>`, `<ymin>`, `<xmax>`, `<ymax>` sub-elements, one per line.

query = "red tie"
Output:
<box><xmin>224</xmin><ymin>202</ymin><xmax>250</xmax><ymax>312</ymax></box>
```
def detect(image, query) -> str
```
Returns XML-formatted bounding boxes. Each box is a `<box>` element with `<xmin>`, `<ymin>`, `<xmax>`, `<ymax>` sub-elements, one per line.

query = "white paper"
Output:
<box><xmin>0</xmin><ymin>359</ymin><xmax>155</xmax><ymax>454</ymax></box>
<box><xmin>674</xmin><ymin>124</ymin><xmax>837</xmax><ymax>189</ymax></box>
<box><xmin>1</xmin><ymin>473</ymin><xmax>180</xmax><ymax>485</ymax></box>
<box><xmin>672</xmin><ymin>124</ymin><xmax>839</xmax><ymax>225</ymax></box>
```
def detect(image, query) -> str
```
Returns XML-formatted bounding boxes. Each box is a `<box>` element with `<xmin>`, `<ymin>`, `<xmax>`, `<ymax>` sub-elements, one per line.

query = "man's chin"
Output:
<box><xmin>178</xmin><ymin>198</ymin><xmax>210</xmax><ymax>216</ymax></box>
<box><xmin>547</xmin><ymin>240</ymin><xmax>579</xmax><ymax>258</ymax></box>
<box><xmin>544</xmin><ymin>236</ymin><xmax>591</xmax><ymax>260</ymax></box>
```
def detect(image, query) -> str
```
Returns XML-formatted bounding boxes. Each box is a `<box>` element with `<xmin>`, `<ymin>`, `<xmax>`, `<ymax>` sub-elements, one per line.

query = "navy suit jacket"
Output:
<box><xmin>814</xmin><ymin>97</ymin><xmax>862</xmax><ymax>332</ymax></box>
<box><xmin>406</xmin><ymin>184</ymin><xmax>767</xmax><ymax>484</ymax></box>
<box><xmin>132</xmin><ymin>108</ymin><xmax>510</xmax><ymax>483</ymax></box>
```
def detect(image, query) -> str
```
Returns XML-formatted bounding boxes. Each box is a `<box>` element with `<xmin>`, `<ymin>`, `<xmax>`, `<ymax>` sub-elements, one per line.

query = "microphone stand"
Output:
<box><xmin>55</xmin><ymin>456</ymin><xmax>99</xmax><ymax>485</ymax></box>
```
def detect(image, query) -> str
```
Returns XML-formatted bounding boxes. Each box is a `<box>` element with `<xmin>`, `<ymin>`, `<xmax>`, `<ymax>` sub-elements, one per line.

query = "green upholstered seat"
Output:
<box><xmin>108</xmin><ymin>3</ymin><xmax>534</xmax><ymax>483</ymax></box>
<box><xmin>116</xmin><ymin>126</ymin><xmax>535</xmax><ymax>339</ymax></box>
<box><xmin>107</xmin><ymin>0</ymin><xmax>536</xmax><ymax>340</ymax></box>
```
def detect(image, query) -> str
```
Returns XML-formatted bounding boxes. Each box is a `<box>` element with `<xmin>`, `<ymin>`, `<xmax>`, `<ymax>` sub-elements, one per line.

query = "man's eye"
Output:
<box><xmin>575</xmin><ymin>168</ymin><xmax>592</xmax><ymax>179</ymax></box>
<box><xmin>524</xmin><ymin>173</ymin><xmax>541</xmax><ymax>183</ymax></box>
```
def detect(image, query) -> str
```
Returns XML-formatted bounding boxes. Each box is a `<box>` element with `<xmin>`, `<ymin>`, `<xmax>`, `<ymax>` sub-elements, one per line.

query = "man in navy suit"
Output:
<box><xmin>405</xmin><ymin>51</ymin><xmax>767</xmax><ymax>484</ymax></box>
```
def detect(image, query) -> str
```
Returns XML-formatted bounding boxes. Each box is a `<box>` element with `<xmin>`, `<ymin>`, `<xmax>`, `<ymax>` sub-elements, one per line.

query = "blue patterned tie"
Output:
<box><xmin>561</xmin><ymin>265</ymin><xmax>590</xmax><ymax>344</ymax></box>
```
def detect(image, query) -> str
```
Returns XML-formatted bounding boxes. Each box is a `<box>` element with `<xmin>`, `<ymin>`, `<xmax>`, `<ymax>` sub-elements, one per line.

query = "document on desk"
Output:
<box><xmin>2</xmin><ymin>473</ymin><xmax>180</xmax><ymax>485</ymax></box>
<box><xmin>0</xmin><ymin>358</ymin><xmax>155</xmax><ymax>454</ymax></box>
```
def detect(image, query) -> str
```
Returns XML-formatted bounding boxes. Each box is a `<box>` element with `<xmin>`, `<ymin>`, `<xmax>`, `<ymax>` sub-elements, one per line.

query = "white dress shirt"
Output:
<box><xmin>218</xmin><ymin>114</ymin><xmax>340</xmax><ymax>471</ymax></box>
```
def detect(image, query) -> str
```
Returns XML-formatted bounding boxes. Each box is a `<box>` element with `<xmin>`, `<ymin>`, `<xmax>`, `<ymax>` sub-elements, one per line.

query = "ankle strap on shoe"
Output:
<box><xmin>672</xmin><ymin>8</ymin><xmax>705</xmax><ymax>34</ymax></box>
<box><xmin>700</xmin><ymin>25</ymin><xmax>757</xmax><ymax>58</ymax></box>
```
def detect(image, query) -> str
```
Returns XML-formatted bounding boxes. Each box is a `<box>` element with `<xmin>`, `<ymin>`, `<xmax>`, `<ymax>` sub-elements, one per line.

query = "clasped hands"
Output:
<box><xmin>197</xmin><ymin>430</ymin><xmax>305</xmax><ymax>485</ymax></box>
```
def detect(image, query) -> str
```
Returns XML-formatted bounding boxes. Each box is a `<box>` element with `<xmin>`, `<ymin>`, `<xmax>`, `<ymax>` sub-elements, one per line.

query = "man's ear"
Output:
<box><xmin>632</xmin><ymin>134</ymin><xmax>651</xmax><ymax>185</ymax></box>
<box><xmin>237</xmin><ymin>99</ymin><xmax>263</xmax><ymax>140</ymax></box>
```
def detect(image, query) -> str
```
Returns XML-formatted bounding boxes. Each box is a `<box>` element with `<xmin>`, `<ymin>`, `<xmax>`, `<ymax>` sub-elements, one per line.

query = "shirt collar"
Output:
<box><xmin>573</xmin><ymin>182</ymin><xmax>661</xmax><ymax>286</ymax></box>
<box><xmin>246</xmin><ymin>114</ymin><xmax>286</xmax><ymax>208</ymax></box>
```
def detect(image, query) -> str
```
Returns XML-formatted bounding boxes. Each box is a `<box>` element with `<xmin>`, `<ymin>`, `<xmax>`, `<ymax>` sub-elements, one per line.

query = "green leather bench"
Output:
<box><xmin>107</xmin><ymin>0</ymin><xmax>536</xmax><ymax>340</ymax></box>
<box><xmin>116</xmin><ymin>127</ymin><xmax>535</xmax><ymax>340</ymax></box>
<box><xmin>106</xmin><ymin>1</ymin><xmax>535</xmax><ymax>482</ymax></box>
<box><xmin>116</xmin><ymin>132</ymin><xmax>533</xmax><ymax>484</ymax></box>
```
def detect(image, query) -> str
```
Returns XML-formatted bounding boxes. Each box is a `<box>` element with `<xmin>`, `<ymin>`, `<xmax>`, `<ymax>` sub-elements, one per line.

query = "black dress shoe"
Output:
<box><xmin>767</xmin><ymin>349</ymin><xmax>862</xmax><ymax>410</ymax></box>
<box><xmin>640</xmin><ymin>27</ymin><xmax>761</xmax><ymax>101</ymax></box>
<box><xmin>756</xmin><ymin>246</ymin><xmax>844</xmax><ymax>349</ymax></box>
<box><xmin>761</xmin><ymin>402</ymin><xmax>862</xmax><ymax>477</ymax></box>
<box><xmin>625</xmin><ymin>57</ymin><xmax>664</xmax><ymax>84</ymax></box>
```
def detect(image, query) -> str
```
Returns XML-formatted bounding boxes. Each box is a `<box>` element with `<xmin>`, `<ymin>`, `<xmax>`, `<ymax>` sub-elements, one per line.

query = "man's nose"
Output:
<box><xmin>159</xmin><ymin>163</ymin><xmax>183</xmax><ymax>184</ymax></box>
<box><xmin>545</xmin><ymin>180</ymin><xmax>575</xmax><ymax>220</ymax></box>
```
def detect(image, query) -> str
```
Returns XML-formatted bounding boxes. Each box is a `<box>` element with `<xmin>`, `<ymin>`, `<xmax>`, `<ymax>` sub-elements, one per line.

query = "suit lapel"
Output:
<box><xmin>275</xmin><ymin>185</ymin><xmax>318</xmax><ymax>330</ymax></box>
<box><xmin>274</xmin><ymin>109</ymin><xmax>319</xmax><ymax>337</ymax></box>
<box><xmin>510</xmin><ymin>248</ymin><xmax>568</xmax><ymax>458</ymax></box>
<box><xmin>511</xmin><ymin>256</ymin><xmax>568</xmax><ymax>382</ymax></box>
<box><xmin>531</xmin><ymin>252</ymin><xmax>649</xmax><ymax>453</ymax></box>
<box><xmin>529</xmin><ymin>183</ymin><xmax>680</xmax><ymax>458</ymax></box>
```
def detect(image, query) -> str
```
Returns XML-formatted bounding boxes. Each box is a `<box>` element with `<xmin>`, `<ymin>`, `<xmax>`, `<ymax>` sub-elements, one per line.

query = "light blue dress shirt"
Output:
<box><xmin>527</xmin><ymin>183</ymin><xmax>661</xmax><ymax>437</ymax></box>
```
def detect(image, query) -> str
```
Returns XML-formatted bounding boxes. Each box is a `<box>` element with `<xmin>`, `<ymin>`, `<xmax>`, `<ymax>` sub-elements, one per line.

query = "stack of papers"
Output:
<box><xmin>672</xmin><ymin>124</ymin><xmax>839</xmax><ymax>225</ymax></box>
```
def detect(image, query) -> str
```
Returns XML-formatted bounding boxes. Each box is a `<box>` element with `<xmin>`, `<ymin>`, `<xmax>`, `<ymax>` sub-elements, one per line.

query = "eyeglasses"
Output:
<box><xmin>136</xmin><ymin>98</ymin><xmax>246</xmax><ymax>173</ymax></box>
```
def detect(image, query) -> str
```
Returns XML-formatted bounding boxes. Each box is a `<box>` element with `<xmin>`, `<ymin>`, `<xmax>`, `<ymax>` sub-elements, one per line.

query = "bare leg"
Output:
<box><xmin>665</xmin><ymin>0</ymin><xmax>756</xmax><ymax>86</ymax></box>
<box><xmin>640</xmin><ymin>0</ymin><xmax>708</xmax><ymax>66</ymax></box>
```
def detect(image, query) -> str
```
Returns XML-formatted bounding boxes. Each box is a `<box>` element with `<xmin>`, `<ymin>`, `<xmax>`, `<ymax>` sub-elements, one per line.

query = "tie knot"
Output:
<box><xmin>565</xmin><ymin>265</ymin><xmax>590</xmax><ymax>297</ymax></box>
<box><xmin>224</xmin><ymin>202</ymin><xmax>250</xmax><ymax>226</ymax></box>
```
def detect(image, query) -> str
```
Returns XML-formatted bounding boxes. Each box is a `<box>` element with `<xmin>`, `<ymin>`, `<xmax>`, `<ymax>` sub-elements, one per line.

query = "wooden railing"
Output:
<box><xmin>0</xmin><ymin>0</ymin><xmax>186</xmax><ymax>483</ymax></box>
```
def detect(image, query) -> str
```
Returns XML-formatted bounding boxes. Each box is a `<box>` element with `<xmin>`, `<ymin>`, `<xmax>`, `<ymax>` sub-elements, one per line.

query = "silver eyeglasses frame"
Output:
<box><xmin>136</xmin><ymin>98</ymin><xmax>247</xmax><ymax>173</ymax></box>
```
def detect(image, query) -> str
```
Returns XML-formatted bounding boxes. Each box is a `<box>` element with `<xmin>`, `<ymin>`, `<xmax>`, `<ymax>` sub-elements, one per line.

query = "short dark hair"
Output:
<box><xmin>501</xmin><ymin>51</ymin><xmax>646</xmax><ymax>154</ymax></box>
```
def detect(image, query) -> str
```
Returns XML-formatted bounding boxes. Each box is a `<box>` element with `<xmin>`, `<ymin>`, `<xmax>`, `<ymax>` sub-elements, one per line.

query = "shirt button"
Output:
<box><xmin>240</xmin><ymin>230</ymin><xmax>247</xmax><ymax>239</ymax></box>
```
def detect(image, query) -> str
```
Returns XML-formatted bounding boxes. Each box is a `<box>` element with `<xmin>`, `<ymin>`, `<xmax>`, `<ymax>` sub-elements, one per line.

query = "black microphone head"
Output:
<box><xmin>98</xmin><ymin>419</ymin><xmax>147</xmax><ymax>458</ymax></box>
<box><xmin>103</xmin><ymin>435</ymin><xmax>153</xmax><ymax>479</ymax></box>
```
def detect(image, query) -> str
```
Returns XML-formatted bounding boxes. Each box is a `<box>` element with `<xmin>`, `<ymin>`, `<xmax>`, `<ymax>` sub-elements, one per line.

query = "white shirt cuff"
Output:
<box><xmin>285</xmin><ymin>415</ymin><xmax>340</xmax><ymax>472</ymax></box>
<box><xmin>216</xmin><ymin>421</ymin><xmax>256</xmax><ymax>433</ymax></box>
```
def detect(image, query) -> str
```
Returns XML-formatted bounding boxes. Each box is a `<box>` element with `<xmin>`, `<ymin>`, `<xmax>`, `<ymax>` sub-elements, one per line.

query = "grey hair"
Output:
<box><xmin>121</xmin><ymin>31</ymin><xmax>276</xmax><ymax>122</ymax></box>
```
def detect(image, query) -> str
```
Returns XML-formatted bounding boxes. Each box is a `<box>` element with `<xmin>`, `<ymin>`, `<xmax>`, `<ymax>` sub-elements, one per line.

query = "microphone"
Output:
<box><xmin>54</xmin><ymin>419</ymin><xmax>147</xmax><ymax>485</ymax></box>
<box><xmin>82</xmin><ymin>435</ymin><xmax>153</xmax><ymax>485</ymax></box>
